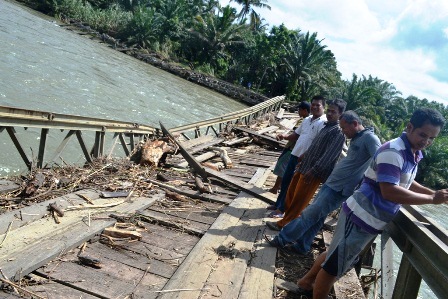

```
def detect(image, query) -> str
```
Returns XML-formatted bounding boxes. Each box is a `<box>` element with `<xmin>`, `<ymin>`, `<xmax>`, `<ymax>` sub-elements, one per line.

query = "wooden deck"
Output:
<box><xmin>0</xmin><ymin>111</ymin><xmax>368</xmax><ymax>299</ymax></box>
<box><xmin>0</xmin><ymin>137</ymin><xmax>285</xmax><ymax>298</ymax></box>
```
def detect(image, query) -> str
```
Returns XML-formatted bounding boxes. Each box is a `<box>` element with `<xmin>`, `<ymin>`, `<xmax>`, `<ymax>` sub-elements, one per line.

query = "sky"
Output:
<box><xmin>220</xmin><ymin>0</ymin><xmax>448</xmax><ymax>105</ymax></box>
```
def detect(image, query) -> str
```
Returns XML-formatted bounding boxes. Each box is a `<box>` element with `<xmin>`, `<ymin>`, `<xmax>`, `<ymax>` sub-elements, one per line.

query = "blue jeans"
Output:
<box><xmin>275</xmin><ymin>155</ymin><xmax>298</xmax><ymax>212</ymax></box>
<box><xmin>276</xmin><ymin>184</ymin><xmax>348</xmax><ymax>253</ymax></box>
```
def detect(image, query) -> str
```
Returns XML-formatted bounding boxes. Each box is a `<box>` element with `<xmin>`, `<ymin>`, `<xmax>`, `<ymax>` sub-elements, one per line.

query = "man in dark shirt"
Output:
<box><xmin>266</xmin><ymin>99</ymin><xmax>347</xmax><ymax>230</ymax></box>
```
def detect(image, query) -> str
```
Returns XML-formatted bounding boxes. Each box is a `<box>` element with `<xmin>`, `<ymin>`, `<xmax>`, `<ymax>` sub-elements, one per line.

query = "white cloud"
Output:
<box><xmin>220</xmin><ymin>0</ymin><xmax>448</xmax><ymax>104</ymax></box>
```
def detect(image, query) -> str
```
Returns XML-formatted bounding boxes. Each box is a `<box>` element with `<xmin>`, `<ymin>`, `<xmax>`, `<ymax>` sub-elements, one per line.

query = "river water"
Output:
<box><xmin>0</xmin><ymin>1</ymin><xmax>446</xmax><ymax>298</ymax></box>
<box><xmin>0</xmin><ymin>0</ymin><xmax>247</xmax><ymax>175</ymax></box>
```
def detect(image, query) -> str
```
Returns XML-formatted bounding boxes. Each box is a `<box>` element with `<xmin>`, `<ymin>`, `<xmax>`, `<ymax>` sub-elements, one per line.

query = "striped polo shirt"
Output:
<box><xmin>342</xmin><ymin>132</ymin><xmax>423</xmax><ymax>234</ymax></box>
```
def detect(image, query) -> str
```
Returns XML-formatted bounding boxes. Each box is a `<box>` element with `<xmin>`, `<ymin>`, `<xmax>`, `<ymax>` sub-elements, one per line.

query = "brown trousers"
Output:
<box><xmin>276</xmin><ymin>171</ymin><xmax>321</xmax><ymax>228</ymax></box>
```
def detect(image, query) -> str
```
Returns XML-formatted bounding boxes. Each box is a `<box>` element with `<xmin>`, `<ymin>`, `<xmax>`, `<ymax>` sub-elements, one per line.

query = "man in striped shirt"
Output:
<box><xmin>295</xmin><ymin>108</ymin><xmax>448</xmax><ymax>299</ymax></box>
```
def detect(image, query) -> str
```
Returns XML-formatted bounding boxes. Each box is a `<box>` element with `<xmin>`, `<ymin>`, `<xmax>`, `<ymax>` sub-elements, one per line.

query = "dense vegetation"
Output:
<box><xmin>19</xmin><ymin>0</ymin><xmax>448</xmax><ymax>189</ymax></box>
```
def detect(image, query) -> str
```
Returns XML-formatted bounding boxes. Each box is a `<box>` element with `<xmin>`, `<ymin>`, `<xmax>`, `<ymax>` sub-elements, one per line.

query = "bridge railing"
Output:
<box><xmin>0</xmin><ymin>95</ymin><xmax>284</xmax><ymax>171</ymax></box>
<box><xmin>169</xmin><ymin>95</ymin><xmax>285</xmax><ymax>139</ymax></box>
<box><xmin>0</xmin><ymin>105</ymin><xmax>158</xmax><ymax>170</ymax></box>
<box><xmin>381</xmin><ymin>205</ymin><xmax>447</xmax><ymax>299</ymax></box>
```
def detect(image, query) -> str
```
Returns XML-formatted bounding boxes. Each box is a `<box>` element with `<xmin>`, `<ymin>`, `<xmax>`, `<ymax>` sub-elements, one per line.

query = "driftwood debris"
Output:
<box><xmin>102</xmin><ymin>226</ymin><xmax>142</xmax><ymax>240</ymax></box>
<box><xmin>77</xmin><ymin>254</ymin><xmax>102</xmax><ymax>268</ymax></box>
<box><xmin>209</xmin><ymin>147</ymin><xmax>233</xmax><ymax>169</ymax></box>
<box><xmin>48</xmin><ymin>202</ymin><xmax>64</xmax><ymax>217</ymax></box>
<box><xmin>140</xmin><ymin>139</ymin><xmax>173</xmax><ymax>167</ymax></box>
<box><xmin>194</xmin><ymin>176</ymin><xmax>212</xmax><ymax>194</ymax></box>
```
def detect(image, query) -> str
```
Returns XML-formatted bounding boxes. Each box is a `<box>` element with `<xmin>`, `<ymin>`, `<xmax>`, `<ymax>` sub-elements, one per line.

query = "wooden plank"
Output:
<box><xmin>233</xmin><ymin>126</ymin><xmax>287</xmax><ymax>147</ymax></box>
<box><xmin>256</xmin><ymin>125</ymin><xmax>279</xmax><ymax>134</ymax></box>
<box><xmin>138</xmin><ymin>210</ymin><xmax>209</xmax><ymax>236</ymax></box>
<box><xmin>15</xmin><ymin>279</ymin><xmax>99</xmax><ymax>299</ymax></box>
<box><xmin>160</xmin><ymin>122</ymin><xmax>208</xmax><ymax>180</ymax></box>
<box><xmin>147</xmin><ymin>206</ymin><xmax>220</xmax><ymax>225</ymax></box>
<box><xmin>146</xmin><ymin>179</ymin><xmax>232</xmax><ymax>204</ymax></box>
<box><xmin>158</xmin><ymin>168</ymin><xmax>273</xmax><ymax>299</ymax></box>
<box><xmin>188</xmin><ymin>138</ymin><xmax>225</xmax><ymax>154</ymax></box>
<box><xmin>0</xmin><ymin>189</ymin><xmax>100</xmax><ymax>234</ymax></box>
<box><xmin>322</xmin><ymin>231</ymin><xmax>366</xmax><ymax>299</ymax></box>
<box><xmin>203</xmin><ymin>170</ymin><xmax>274</xmax><ymax>299</ymax></box>
<box><xmin>35</xmin><ymin>253</ymin><xmax>166</xmax><ymax>299</ymax></box>
<box><xmin>223</xmin><ymin>136</ymin><xmax>250</xmax><ymax>146</ymax></box>
<box><xmin>0</xmin><ymin>193</ymin><xmax>163</xmax><ymax>281</ymax></box>
<box><xmin>180</xmin><ymin>134</ymin><xmax>215</xmax><ymax>149</ymax></box>
<box><xmin>82</xmin><ymin>241</ymin><xmax>177</xmax><ymax>279</ymax></box>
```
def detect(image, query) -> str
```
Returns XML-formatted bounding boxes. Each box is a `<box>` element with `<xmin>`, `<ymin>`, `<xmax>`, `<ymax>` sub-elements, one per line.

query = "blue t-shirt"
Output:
<box><xmin>342</xmin><ymin>132</ymin><xmax>423</xmax><ymax>233</ymax></box>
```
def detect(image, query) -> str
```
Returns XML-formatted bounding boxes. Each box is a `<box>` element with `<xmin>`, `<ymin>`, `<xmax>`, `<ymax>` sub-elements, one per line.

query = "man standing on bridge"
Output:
<box><xmin>267</xmin><ymin>96</ymin><xmax>327</xmax><ymax>217</ymax></box>
<box><xmin>294</xmin><ymin>108</ymin><xmax>448</xmax><ymax>299</ymax></box>
<box><xmin>265</xmin><ymin>111</ymin><xmax>381</xmax><ymax>254</ymax></box>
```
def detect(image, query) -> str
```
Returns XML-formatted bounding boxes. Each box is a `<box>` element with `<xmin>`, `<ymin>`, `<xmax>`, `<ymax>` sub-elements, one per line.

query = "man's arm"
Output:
<box><xmin>379</xmin><ymin>183</ymin><xmax>448</xmax><ymax>205</ymax></box>
<box><xmin>276</xmin><ymin>131</ymin><xmax>299</xmax><ymax>141</ymax></box>
<box><xmin>409</xmin><ymin>180</ymin><xmax>435</xmax><ymax>195</ymax></box>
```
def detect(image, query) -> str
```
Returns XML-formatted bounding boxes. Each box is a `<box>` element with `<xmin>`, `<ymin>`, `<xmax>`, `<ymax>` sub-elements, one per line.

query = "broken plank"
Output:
<box><xmin>179</xmin><ymin>135</ymin><xmax>215</xmax><ymax>149</ymax></box>
<box><xmin>175</xmin><ymin>151</ymin><xmax>218</xmax><ymax>168</ymax></box>
<box><xmin>223</xmin><ymin>136</ymin><xmax>250</xmax><ymax>146</ymax></box>
<box><xmin>138</xmin><ymin>209</ymin><xmax>208</xmax><ymax>236</ymax></box>
<box><xmin>146</xmin><ymin>179</ymin><xmax>232</xmax><ymax>204</ymax></box>
<box><xmin>233</xmin><ymin>126</ymin><xmax>287</xmax><ymax>147</ymax></box>
<box><xmin>256</xmin><ymin>125</ymin><xmax>279</xmax><ymax>134</ymax></box>
<box><xmin>204</xmin><ymin>168</ymin><xmax>276</xmax><ymax>205</ymax></box>
<box><xmin>188</xmin><ymin>138</ymin><xmax>225</xmax><ymax>154</ymax></box>
<box><xmin>147</xmin><ymin>205</ymin><xmax>219</xmax><ymax>225</ymax></box>
<box><xmin>0</xmin><ymin>193</ymin><xmax>162</xmax><ymax>281</ymax></box>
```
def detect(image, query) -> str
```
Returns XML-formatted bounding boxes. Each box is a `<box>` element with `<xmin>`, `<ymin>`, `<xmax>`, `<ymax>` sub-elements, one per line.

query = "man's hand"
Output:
<box><xmin>433</xmin><ymin>189</ymin><xmax>448</xmax><ymax>204</ymax></box>
<box><xmin>276</xmin><ymin>134</ymin><xmax>284</xmax><ymax>141</ymax></box>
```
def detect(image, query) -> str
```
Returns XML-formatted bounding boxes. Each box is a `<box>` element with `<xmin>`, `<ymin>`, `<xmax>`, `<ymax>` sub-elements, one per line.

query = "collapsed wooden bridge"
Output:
<box><xmin>0</xmin><ymin>97</ymin><xmax>447</xmax><ymax>299</ymax></box>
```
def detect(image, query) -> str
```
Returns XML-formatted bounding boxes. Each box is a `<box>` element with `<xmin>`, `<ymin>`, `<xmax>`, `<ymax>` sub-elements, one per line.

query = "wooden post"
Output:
<box><xmin>392</xmin><ymin>254</ymin><xmax>422</xmax><ymax>299</ymax></box>
<box><xmin>381</xmin><ymin>232</ymin><xmax>395</xmax><ymax>299</ymax></box>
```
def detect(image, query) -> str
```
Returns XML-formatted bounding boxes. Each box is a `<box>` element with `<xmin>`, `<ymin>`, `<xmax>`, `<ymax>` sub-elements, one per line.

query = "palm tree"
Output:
<box><xmin>231</xmin><ymin>0</ymin><xmax>271</xmax><ymax>27</ymax></box>
<box><xmin>187</xmin><ymin>6</ymin><xmax>248</xmax><ymax>74</ymax></box>
<box><xmin>281</xmin><ymin>31</ymin><xmax>338</xmax><ymax>101</ymax></box>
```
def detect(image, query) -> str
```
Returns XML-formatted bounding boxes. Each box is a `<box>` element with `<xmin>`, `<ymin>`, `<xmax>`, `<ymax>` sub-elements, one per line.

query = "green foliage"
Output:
<box><xmin>121</xmin><ymin>6</ymin><xmax>162</xmax><ymax>48</ymax></box>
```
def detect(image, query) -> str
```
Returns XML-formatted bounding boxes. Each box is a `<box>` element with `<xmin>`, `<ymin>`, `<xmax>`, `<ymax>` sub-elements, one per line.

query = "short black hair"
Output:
<box><xmin>297</xmin><ymin>101</ymin><xmax>311</xmax><ymax>113</ymax></box>
<box><xmin>340</xmin><ymin>110</ymin><xmax>362</xmax><ymax>124</ymax></box>
<box><xmin>327</xmin><ymin>99</ymin><xmax>347</xmax><ymax>114</ymax></box>
<box><xmin>410</xmin><ymin>108</ymin><xmax>445</xmax><ymax>129</ymax></box>
<box><xmin>311</xmin><ymin>95</ymin><xmax>326</xmax><ymax>107</ymax></box>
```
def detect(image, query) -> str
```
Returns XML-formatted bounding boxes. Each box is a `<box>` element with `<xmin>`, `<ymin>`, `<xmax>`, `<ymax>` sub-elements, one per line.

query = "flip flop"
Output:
<box><xmin>266</xmin><ymin>205</ymin><xmax>277</xmax><ymax>210</ymax></box>
<box><xmin>267</xmin><ymin>211</ymin><xmax>284</xmax><ymax>218</ymax></box>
